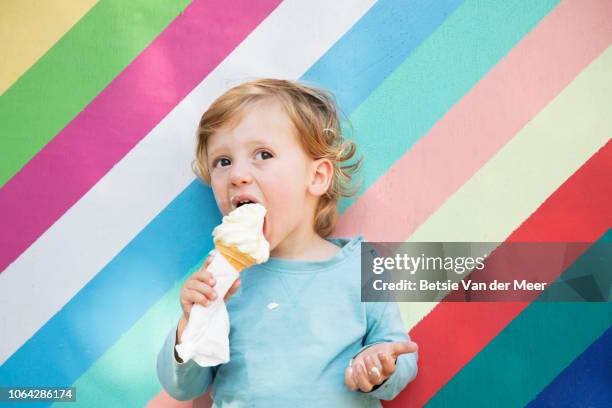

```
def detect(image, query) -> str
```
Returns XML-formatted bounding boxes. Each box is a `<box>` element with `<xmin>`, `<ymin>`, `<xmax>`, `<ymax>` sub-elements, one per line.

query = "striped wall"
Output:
<box><xmin>1</xmin><ymin>1</ymin><xmax>610</xmax><ymax>406</ymax></box>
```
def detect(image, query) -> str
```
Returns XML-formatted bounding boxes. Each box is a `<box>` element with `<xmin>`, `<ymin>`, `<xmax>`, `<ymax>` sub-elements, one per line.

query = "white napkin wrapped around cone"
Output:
<box><xmin>175</xmin><ymin>203</ymin><xmax>269</xmax><ymax>366</ymax></box>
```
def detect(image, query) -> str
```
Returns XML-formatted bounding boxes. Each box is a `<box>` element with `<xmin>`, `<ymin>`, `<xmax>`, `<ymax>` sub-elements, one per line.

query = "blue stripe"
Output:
<box><xmin>15</xmin><ymin>0</ymin><xmax>572</xmax><ymax>396</ymax></box>
<box><xmin>302</xmin><ymin>0</ymin><xmax>463</xmax><ymax>115</ymax></box>
<box><xmin>526</xmin><ymin>326</ymin><xmax>612</xmax><ymax>408</ymax></box>
<box><xmin>0</xmin><ymin>0</ymin><xmax>464</xmax><ymax>392</ymax></box>
<box><xmin>0</xmin><ymin>182</ymin><xmax>219</xmax><ymax>389</ymax></box>
<box><xmin>426</xmin><ymin>229</ymin><xmax>612</xmax><ymax>407</ymax></box>
<box><xmin>526</xmin><ymin>230</ymin><xmax>612</xmax><ymax>407</ymax></box>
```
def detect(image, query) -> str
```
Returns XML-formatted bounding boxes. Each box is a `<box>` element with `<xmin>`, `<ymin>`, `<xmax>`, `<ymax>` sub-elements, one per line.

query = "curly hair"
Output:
<box><xmin>192</xmin><ymin>78</ymin><xmax>363</xmax><ymax>237</ymax></box>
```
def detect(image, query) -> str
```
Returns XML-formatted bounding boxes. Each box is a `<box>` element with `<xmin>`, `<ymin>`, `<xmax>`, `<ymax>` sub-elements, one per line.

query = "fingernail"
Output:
<box><xmin>210</xmin><ymin>278</ymin><xmax>216</xmax><ymax>285</ymax></box>
<box><xmin>212</xmin><ymin>292</ymin><xmax>217</xmax><ymax>300</ymax></box>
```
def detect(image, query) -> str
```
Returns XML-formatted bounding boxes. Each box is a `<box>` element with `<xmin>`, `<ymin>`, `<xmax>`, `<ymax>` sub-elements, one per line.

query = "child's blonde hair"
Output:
<box><xmin>192</xmin><ymin>78</ymin><xmax>362</xmax><ymax>237</ymax></box>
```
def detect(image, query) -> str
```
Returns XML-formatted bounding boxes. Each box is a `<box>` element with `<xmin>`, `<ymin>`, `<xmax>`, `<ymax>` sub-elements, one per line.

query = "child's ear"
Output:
<box><xmin>308</xmin><ymin>158</ymin><xmax>333</xmax><ymax>197</ymax></box>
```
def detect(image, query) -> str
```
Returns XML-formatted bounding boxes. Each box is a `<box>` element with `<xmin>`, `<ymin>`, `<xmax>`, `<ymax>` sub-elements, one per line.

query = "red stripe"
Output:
<box><xmin>0</xmin><ymin>0</ymin><xmax>281</xmax><ymax>272</ymax></box>
<box><xmin>388</xmin><ymin>140</ymin><xmax>612</xmax><ymax>407</ymax></box>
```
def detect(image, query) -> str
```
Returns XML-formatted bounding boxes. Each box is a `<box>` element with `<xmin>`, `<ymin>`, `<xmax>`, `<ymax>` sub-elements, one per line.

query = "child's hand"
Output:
<box><xmin>345</xmin><ymin>341</ymin><xmax>418</xmax><ymax>393</ymax></box>
<box><xmin>179</xmin><ymin>250</ymin><xmax>241</xmax><ymax>320</ymax></box>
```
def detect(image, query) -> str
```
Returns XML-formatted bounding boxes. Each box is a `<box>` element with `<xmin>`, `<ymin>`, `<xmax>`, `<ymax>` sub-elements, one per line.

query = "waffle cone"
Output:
<box><xmin>214</xmin><ymin>241</ymin><xmax>258</xmax><ymax>272</ymax></box>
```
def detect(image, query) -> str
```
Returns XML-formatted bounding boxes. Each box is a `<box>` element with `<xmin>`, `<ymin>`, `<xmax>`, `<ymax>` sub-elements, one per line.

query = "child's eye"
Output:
<box><xmin>255</xmin><ymin>150</ymin><xmax>273</xmax><ymax>160</ymax></box>
<box><xmin>214</xmin><ymin>157</ymin><xmax>231</xmax><ymax>168</ymax></box>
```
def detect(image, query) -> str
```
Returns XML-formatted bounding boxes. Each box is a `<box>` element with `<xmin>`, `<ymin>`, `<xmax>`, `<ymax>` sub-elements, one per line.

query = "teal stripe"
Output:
<box><xmin>426</xmin><ymin>303</ymin><xmax>612</xmax><ymax>407</ymax></box>
<box><xmin>52</xmin><ymin>263</ymin><xmax>201</xmax><ymax>407</ymax></box>
<box><xmin>426</xmin><ymin>230</ymin><xmax>612</xmax><ymax>407</ymax></box>
<box><xmin>340</xmin><ymin>0</ymin><xmax>559</xmax><ymax>212</ymax></box>
<box><xmin>12</xmin><ymin>1</ymin><xmax>564</xmax><ymax>404</ymax></box>
<box><xmin>0</xmin><ymin>0</ymin><xmax>192</xmax><ymax>187</ymax></box>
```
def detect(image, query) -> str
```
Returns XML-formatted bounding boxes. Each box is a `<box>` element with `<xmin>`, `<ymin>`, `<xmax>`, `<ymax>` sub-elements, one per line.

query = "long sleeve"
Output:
<box><xmin>356</xmin><ymin>300</ymin><xmax>418</xmax><ymax>401</ymax></box>
<box><xmin>156</xmin><ymin>322</ymin><xmax>216</xmax><ymax>401</ymax></box>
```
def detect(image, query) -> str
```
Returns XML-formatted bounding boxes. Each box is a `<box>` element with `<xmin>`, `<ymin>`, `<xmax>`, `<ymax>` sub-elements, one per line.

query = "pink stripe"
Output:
<box><xmin>334</xmin><ymin>0</ymin><xmax>612</xmax><ymax>242</ymax></box>
<box><xmin>146</xmin><ymin>390</ymin><xmax>193</xmax><ymax>408</ymax></box>
<box><xmin>0</xmin><ymin>0</ymin><xmax>281</xmax><ymax>272</ymax></box>
<box><xmin>146</xmin><ymin>389</ymin><xmax>213</xmax><ymax>407</ymax></box>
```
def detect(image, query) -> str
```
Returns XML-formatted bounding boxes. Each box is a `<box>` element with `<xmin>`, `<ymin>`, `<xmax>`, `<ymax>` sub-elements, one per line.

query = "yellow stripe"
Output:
<box><xmin>398</xmin><ymin>46</ymin><xmax>612</xmax><ymax>331</ymax></box>
<box><xmin>0</xmin><ymin>0</ymin><xmax>98</xmax><ymax>95</ymax></box>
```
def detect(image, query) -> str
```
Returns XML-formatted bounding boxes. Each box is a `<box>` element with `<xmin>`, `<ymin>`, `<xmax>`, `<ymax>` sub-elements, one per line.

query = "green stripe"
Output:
<box><xmin>52</xmin><ymin>259</ymin><xmax>205</xmax><ymax>407</ymax></box>
<box><xmin>0</xmin><ymin>0</ymin><xmax>192</xmax><ymax>188</ymax></box>
<box><xmin>340</xmin><ymin>0</ymin><xmax>559</xmax><ymax>213</ymax></box>
<box><xmin>55</xmin><ymin>1</ymin><xmax>564</xmax><ymax>404</ymax></box>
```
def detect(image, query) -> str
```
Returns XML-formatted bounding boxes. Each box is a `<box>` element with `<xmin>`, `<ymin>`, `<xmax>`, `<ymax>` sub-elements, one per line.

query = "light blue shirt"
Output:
<box><xmin>157</xmin><ymin>234</ymin><xmax>418</xmax><ymax>406</ymax></box>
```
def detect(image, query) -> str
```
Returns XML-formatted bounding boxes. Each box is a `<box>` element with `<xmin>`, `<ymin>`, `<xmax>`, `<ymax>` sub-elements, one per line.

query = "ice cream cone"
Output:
<box><xmin>176</xmin><ymin>203</ymin><xmax>270</xmax><ymax>366</ymax></box>
<box><xmin>214</xmin><ymin>240</ymin><xmax>258</xmax><ymax>272</ymax></box>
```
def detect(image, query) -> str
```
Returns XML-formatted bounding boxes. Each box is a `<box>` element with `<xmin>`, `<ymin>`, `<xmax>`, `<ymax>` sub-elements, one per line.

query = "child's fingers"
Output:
<box><xmin>364</xmin><ymin>355</ymin><xmax>383</xmax><ymax>385</ymax></box>
<box><xmin>180</xmin><ymin>290</ymin><xmax>202</xmax><ymax>316</ymax></box>
<box><xmin>186</xmin><ymin>279</ymin><xmax>218</xmax><ymax>301</ymax></box>
<box><xmin>345</xmin><ymin>365</ymin><xmax>358</xmax><ymax>390</ymax></box>
<box><xmin>194</xmin><ymin>269</ymin><xmax>216</xmax><ymax>286</ymax></box>
<box><xmin>378</xmin><ymin>352</ymin><xmax>396</xmax><ymax>376</ymax></box>
<box><xmin>391</xmin><ymin>341</ymin><xmax>418</xmax><ymax>358</ymax></box>
<box><xmin>184</xmin><ymin>289</ymin><xmax>211</xmax><ymax>308</ymax></box>
<box><xmin>354</xmin><ymin>362</ymin><xmax>374</xmax><ymax>392</ymax></box>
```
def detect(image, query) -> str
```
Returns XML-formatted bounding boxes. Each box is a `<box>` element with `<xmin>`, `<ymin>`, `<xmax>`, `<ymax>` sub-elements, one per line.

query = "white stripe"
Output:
<box><xmin>0</xmin><ymin>0</ymin><xmax>377</xmax><ymax>365</ymax></box>
<box><xmin>399</xmin><ymin>47</ymin><xmax>612</xmax><ymax>331</ymax></box>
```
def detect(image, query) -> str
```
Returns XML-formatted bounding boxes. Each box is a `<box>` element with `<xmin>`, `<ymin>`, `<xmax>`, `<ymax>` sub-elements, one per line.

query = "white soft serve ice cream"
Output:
<box><xmin>212</xmin><ymin>203</ymin><xmax>270</xmax><ymax>263</ymax></box>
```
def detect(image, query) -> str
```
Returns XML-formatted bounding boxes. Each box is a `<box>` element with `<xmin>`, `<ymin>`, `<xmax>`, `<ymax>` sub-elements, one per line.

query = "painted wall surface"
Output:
<box><xmin>1</xmin><ymin>0</ymin><xmax>610</xmax><ymax>407</ymax></box>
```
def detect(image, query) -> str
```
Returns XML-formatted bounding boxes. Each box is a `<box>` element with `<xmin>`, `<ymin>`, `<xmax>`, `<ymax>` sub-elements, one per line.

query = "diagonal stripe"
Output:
<box><xmin>400</xmin><ymin>137</ymin><xmax>612</xmax><ymax>407</ymax></box>
<box><xmin>0</xmin><ymin>0</ymin><xmax>378</xmax><ymax>379</ymax></box>
<box><xmin>40</xmin><ymin>3</ymin><xmax>608</xmax><ymax>404</ymax></box>
<box><xmin>1</xmin><ymin>0</ymin><xmax>604</xmax><ymax>402</ymax></box>
<box><xmin>0</xmin><ymin>0</ymin><xmax>464</xmax><ymax>275</ymax></box>
<box><xmin>526</xmin><ymin>325</ymin><xmax>612</xmax><ymax>408</ymax></box>
<box><xmin>0</xmin><ymin>0</ymin><xmax>552</xmax><ymax>275</ymax></box>
<box><xmin>0</xmin><ymin>0</ymin><xmax>555</xmax><ymax>362</ymax></box>
<box><xmin>0</xmin><ymin>0</ymin><xmax>192</xmax><ymax>187</ymax></box>
<box><xmin>0</xmin><ymin>0</ymin><xmax>458</xmax><ymax>366</ymax></box>
<box><xmin>148</xmin><ymin>392</ymin><xmax>199</xmax><ymax>408</ymax></box>
<box><xmin>337</xmin><ymin>0</ymin><xmax>560</xmax><ymax>214</ymax></box>
<box><xmin>334</xmin><ymin>0</ymin><xmax>612</xmax><ymax>242</ymax></box>
<box><xmin>390</xmin><ymin>43</ymin><xmax>612</xmax><ymax>402</ymax></box>
<box><xmin>0</xmin><ymin>0</ymin><xmax>98</xmax><ymax>95</ymax></box>
<box><xmin>301</xmin><ymin>0</ymin><xmax>464</xmax><ymax>115</ymax></box>
<box><xmin>395</xmin><ymin>43</ymin><xmax>612</xmax><ymax>332</ymax></box>
<box><xmin>148</xmin><ymin>393</ymin><xmax>194</xmax><ymax>408</ymax></box>
<box><xmin>0</xmin><ymin>0</ymin><xmax>282</xmax><ymax>272</ymax></box>
<box><xmin>426</xmin><ymin>231</ymin><xmax>612</xmax><ymax>407</ymax></box>
<box><xmin>0</xmin><ymin>182</ymin><xmax>218</xmax><ymax>393</ymax></box>
<box><xmin>23</xmin><ymin>1</ymin><xmax>465</xmax><ymax>404</ymax></box>
<box><xmin>407</xmin><ymin>48</ymin><xmax>612</xmax><ymax>243</ymax></box>
<box><xmin>60</xmin><ymin>261</ymin><xmax>200</xmax><ymax>407</ymax></box>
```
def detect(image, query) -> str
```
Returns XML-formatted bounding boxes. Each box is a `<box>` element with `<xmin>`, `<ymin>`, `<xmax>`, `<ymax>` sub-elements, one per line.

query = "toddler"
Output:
<box><xmin>157</xmin><ymin>79</ymin><xmax>418</xmax><ymax>406</ymax></box>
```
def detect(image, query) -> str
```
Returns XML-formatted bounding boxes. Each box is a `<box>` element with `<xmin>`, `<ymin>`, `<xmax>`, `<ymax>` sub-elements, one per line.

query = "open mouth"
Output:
<box><xmin>231</xmin><ymin>194</ymin><xmax>261</xmax><ymax>210</ymax></box>
<box><xmin>236</xmin><ymin>200</ymin><xmax>255</xmax><ymax>208</ymax></box>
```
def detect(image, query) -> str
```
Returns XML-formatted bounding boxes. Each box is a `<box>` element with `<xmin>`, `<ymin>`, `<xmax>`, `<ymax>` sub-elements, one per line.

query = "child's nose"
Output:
<box><xmin>229</xmin><ymin>161</ymin><xmax>253</xmax><ymax>186</ymax></box>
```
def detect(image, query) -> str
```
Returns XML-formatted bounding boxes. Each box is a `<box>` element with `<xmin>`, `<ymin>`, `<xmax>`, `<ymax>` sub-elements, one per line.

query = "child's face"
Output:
<box><xmin>206</xmin><ymin>99</ymin><xmax>317</xmax><ymax>252</ymax></box>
